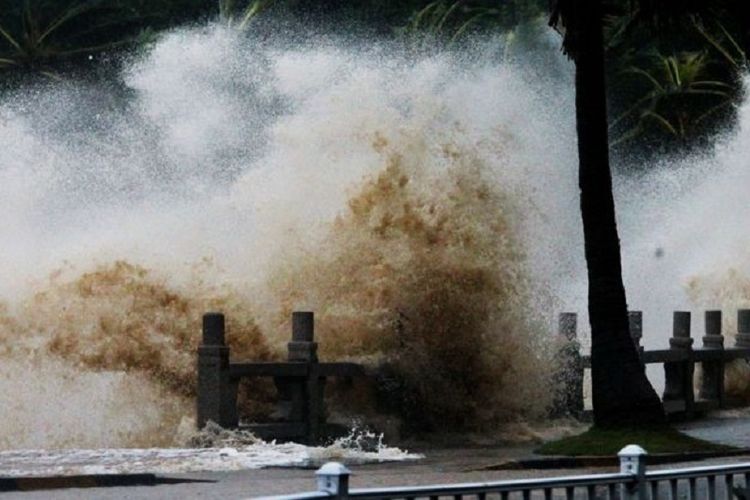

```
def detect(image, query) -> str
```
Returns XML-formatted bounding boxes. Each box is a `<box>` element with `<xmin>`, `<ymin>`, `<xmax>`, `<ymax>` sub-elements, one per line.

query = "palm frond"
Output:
<box><xmin>613</xmin><ymin>48</ymin><xmax>738</xmax><ymax>143</ymax></box>
<box><xmin>624</xmin><ymin>66</ymin><xmax>665</xmax><ymax>92</ymax></box>
<box><xmin>0</xmin><ymin>24</ymin><xmax>23</xmax><ymax>53</ymax></box>
<box><xmin>219</xmin><ymin>0</ymin><xmax>274</xmax><ymax>31</ymax></box>
<box><xmin>237</xmin><ymin>0</ymin><xmax>274</xmax><ymax>30</ymax></box>
<box><xmin>449</xmin><ymin>11</ymin><xmax>487</xmax><ymax>44</ymax></box>
<box><xmin>693</xmin><ymin>18</ymin><xmax>746</xmax><ymax>69</ymax></box>
<box><xmin>434</xmin><ymin>1</ymin><xmax>462</xmax><ymax>34</ymax></box>
<box><xmin>38</xmin><ymin>2</ymin><xmax>96</xmax><ymax>46</ymax></box>
<box><xmin>693</xmin><ymin>100</ymin><xmax>734</xmax><ymax>126</ymax></box>
<box><xmin>401</xmin><ymin>1</ymin><xmax>490</xmax><ymax>47</ymax></box>
<box><xmin>642</xmin><ymin>110</ymin><xmax>679</xmax><ymax>136</ymax></box>
<box><xmin>0</xmin><ymin>0</ymin><xmax>143</xmax><ymax>76</ymax></box>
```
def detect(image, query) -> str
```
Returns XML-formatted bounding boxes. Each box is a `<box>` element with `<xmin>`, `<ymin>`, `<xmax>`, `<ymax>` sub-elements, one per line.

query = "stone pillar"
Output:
<box><xmin>559</xmin><ymin>312</ymin><xmax>577</xmax><ymax>341</ymax></box>
<box><xmin>552</xmin><ymin>312</ymin><xmax>584</xmax><ymax>418</ymax></box>
<box><xmin>736</xmin><ymin>309</ymin><xmax>750</xmax><ymax>348</ymax></box>
<box><xmin>699</xmin><ymin>310</ymin><xmax>724</xmax><ymax>405</ymax></box>
<box><xmin>628</xmin><ymin>310</ymin><xmax>644</xmax><ymax>365</ymax></box>
<box><xmin>197</xmin><ymin>313</ymin><xmax>238</xmax><ymax>429</ymax></box>
<box><xmin>663</xmin><ymin>311</ymin><xmax>694</xmax><ymax>416</ymax></box>
<box><xmin>279</xmin><ymin>312</ymin><xmax>325</xmax><ymax>444</ymax></box>
<box><xmin>289</xmin><ymin>311</ymin><xmax>318</xmax><ymax>362</ymax></box>
<box><xmin>306</xmin><ymin>363</ymin><xmax>325</xmax><ymax>445</ymax></box>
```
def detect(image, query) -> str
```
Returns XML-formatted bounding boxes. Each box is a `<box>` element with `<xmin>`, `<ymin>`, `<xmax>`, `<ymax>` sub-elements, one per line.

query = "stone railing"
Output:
<box><xmin>198</xmin><ymin>307</ymin><xmax>750</xmax><ymax>440</ymax></box>
<box><xmin>196</xmin><ymin>311</ymin><xmax>365</xmax><ymax>444</ymax></box>
<box><xmin>558</xmin><ymin>309</ymin><xmax>750</xmax><ymax>419</ymax></box>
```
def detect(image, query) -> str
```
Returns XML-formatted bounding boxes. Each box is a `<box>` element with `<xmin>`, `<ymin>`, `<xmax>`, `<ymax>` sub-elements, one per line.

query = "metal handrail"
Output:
<box><xmin>646</xmin><ymin>462</ymin><xmax>750</xmax><ymax>480</ymax></box>
<box><xmin>254</xmin><ymin>446</ymin><xmax>750</xmax><ymax>500</ymax></box>
<box><xmin>344</xmin><ymin>472</ymin><xmax>633</xmax><ymax>497</ymax></box>
<box><xmin>262</xmin><ymin>494</ymin><xmax>330</xmax><ymax>500</ymax></box>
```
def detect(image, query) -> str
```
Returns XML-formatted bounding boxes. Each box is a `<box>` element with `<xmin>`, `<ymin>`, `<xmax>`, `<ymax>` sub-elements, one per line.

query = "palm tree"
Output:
<box><xmin>549</xmin><ymin>0</ymin><xmax>665</xmax><ymax>427</ymax></box>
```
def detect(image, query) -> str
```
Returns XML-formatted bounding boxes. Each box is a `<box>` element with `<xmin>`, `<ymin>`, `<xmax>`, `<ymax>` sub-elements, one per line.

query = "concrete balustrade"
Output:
<box><xmin>663</xmin><ymin>311</ymin><xmax>695</xmax><ymax>416</ymax></box>
<box><xmin>629</xmin><ymin>310</ymin><xmax>644</xmax><ymax>361</ymax></box>
<box><xmin>699</xmin><ymin>310</ymin><xmax>724</xmax><ymax>405</ymax></box>
<box><xmin>196</xmin><ymin>311</ymin><xmax>364</xmax><ymax>444</ymax></box>
<box><xmin>553</xmin><ymin>312</ymin><xmax>584</xmax><ymax>417</ymax></box>
<box><xmin>737</xmin><ymin>309</ymin><xmax>750</xmax><ymax>348</ymax></box>
<box><xmin>197</xmin><ymin>313</ymin><xmax>238</xmax><ymax>429</ymax></box>
<box><xmin>559</xmin><ymin>308</ymin><xmax>750</xmax><ymax>420</ymax></box>
<box><xmin>199</xmin><ymin>307</ymin><xmax>750</xmax><ymax>438</ymax></box>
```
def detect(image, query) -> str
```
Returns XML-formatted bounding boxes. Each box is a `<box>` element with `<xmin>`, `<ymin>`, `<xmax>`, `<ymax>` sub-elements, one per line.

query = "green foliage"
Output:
<box><xmin>220</xmin><ymin>0</ymin><xmax>275</xmax><ymax>30</ymax></box>
<box><xmin>0</xmin><ymin>0</ymin><xmax>746</xmax><ymax>154</ymax></box>
<box><xmin>611</xmin><ymin>50</ymin><xmax>735</xmax><ymax>145</ymax></box>
<box><xmin>397</xmin><ymin>0</ymin><xmax>546</xmax><ymax>47</ymax></box>
<box><xmin>0</xmin><ymin>1</ymin><xmax>133</xmax><ymax>75</ymax></box>
<box><xmin>601</xmin><ymin>0</ymin><xmax>747</xmax><ymax>154</ymax></box>
<box><xmin>397</xmin><ymin>1</ymin><xmax>490</xmax><ymax>47</ymax></box>
<box><xmin>694</xmin><ymin>17</ymin><xmax>747</xmax><ymax>70</ymax></box>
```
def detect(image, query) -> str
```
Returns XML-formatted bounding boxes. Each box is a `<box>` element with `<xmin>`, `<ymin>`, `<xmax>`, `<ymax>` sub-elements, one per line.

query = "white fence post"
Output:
<box><xmin>316</xmin><ymin>462</ymin><xmax>351</xmax><ymax>498</ymax></box>
<box><xmin>619</xmin><ymin>444</ymin><xmax>648</xmax><ymax>500</ymax></box>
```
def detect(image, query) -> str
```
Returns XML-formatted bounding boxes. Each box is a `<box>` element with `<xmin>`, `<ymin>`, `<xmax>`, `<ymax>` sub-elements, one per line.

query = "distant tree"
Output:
<box><xmin>549</xmin><ymin>0</ymin><xmax>665</xmax><ymax>427</ymax></box>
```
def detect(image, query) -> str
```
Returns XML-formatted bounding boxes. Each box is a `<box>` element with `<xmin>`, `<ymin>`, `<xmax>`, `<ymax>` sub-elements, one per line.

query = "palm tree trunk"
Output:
<box><xmin>572</xmin><ymin>0</ymin><xmax>664</xmax><ymax>427</ymax></box>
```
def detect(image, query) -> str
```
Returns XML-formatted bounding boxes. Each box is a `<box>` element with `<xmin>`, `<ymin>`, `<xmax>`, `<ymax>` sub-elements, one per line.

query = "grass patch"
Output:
<box><xmin>537</xmin><ymin>426</ymin><xmax>737</xmax><ymax>456</ymax></box>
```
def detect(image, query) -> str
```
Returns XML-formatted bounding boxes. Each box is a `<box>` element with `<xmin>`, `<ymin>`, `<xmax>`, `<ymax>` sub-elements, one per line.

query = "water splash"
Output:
<box><xmin>0</xmin><ymin>429</ymin><xmax>421</xmax><ymax>477</ymax></box>
<box><xmin>263</xmin><ymin>148</ymin><xmax>555</xmax><ymax>429</ymax></box>
<box><xmin>0</xmin><ymin>23</ymin><xmax>583</xmax><ymax>449</ymax></box>
<box><xmin>606</xmin><ymin>80</ymin><xmax>750</xmax><ymax>340</ymax></box>
<box><xmin>5</xmin><ymin>19</ymin><xmax>750</xmax><ymax>452</ymax></box>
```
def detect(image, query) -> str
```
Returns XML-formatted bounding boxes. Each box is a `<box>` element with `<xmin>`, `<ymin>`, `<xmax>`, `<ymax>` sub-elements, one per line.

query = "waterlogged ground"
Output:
<box><xmin>677</xmin><ymin>408</ymin><xmax>750</xmax><ymax>449</ymax></box>
<box><xmin>4</xmin><ymin>445</ymin><xmax>750</xmax><ymax>500</ymax></box>
<box><xmin>0</xmin><ymin>420</ymin><xmax>589</xmax><ymax>479</ymax></box>
<box><xmin>0</xmin><ymin>441</ymin><xmax>421</xmax><ymax>477</ymax></box>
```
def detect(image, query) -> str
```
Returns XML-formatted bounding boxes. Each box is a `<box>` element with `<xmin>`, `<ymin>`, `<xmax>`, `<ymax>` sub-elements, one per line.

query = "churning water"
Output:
<box><xmin>0</xmin><ymin>21</ymin><xmax>748</xmax><ymax>470</ymax></box>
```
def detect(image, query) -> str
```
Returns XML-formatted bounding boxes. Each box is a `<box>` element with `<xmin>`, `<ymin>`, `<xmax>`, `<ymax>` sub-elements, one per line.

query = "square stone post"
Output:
<box><xmin>197</xmin><ymin>313</ymin><xmax>238</xmax><ymax>429</ymax></box>
<box><xmin>289</xmin><ymin>312</ymin><xmax>326</xmax><ymax>444</ymax></box>
<box><xmin>628</xmin><ymin>311</ymin><xmax>644</xmax><ymax>365</ymax></box>
<box><xmin>699</xmin><ymin>310</ymin><xmax>724</xmax><ymax>405</ymax></box>
<box><xmin>272</xmin><ymin>312</ymin><xmax>326</xmax><ymax>444</ymax></box>
<box><xmin>663</xmin><ymin>311</ymin><xmax>694</xmax><ymax>417</ymax></box>
<box><xmin>736</xmin><ymin>309</ymin><xmax>750</xmax><ymax>348</ymax></box>
<box><xmin>552</xmin><ymin>312</ymin><xmax>584</xmax><ymax>418</ymax></box>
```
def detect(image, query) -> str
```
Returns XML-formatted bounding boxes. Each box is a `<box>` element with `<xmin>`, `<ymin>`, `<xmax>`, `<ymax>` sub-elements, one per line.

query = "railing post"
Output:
<box><xmin>618</xmin><ymin>445</ymin><xmax>648</xmax><ymax>500</ymax></box>
<box><xmin>559</xmin><ymin>312</ymin><xmax>577</xmax><ymax>341</ymax></box>
<box><xmin>629</xmin><ymin>310</ymin><xmax>644</xmax><ymax>366</ymax></box>
<box><xmin>663</xmin><ymin>311</ymin><xmax>694</xmax><ymax>417</ymax></box>
<box><xmin>197</xmin><ymin>313</ymin><xmax>238</xmax><ymax>429</ymax></box>
<box><xmin>316</xmin><ymin>462</ymin><xmax>351</xmax><ymax>499</ymax></box>
<box><xmin>289</xmin><ymin>311</ymin><xmax>319</xmax><ymax>362</ymax></box>
<box><xmin>289</xmin><ymin>311</ymin><xmax>325</xmax><ymax>445</ymax></box>
<box><xmin>553</xmin><ymin>313</ymin><xmax>584</xmax><ymax>418</ymax></box>
<box><xmin>699</xmin><ymin>310</ymin><xmax>724</xmax><ymax>406</ymax></box>
<box><xmin>736</xmin><ymin>309</ymin><xmax>750</xmax><ymax>348</ymax></box>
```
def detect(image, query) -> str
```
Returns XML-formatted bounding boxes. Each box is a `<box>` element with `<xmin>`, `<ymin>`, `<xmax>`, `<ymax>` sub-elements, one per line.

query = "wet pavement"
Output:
<box><xmin>678</xmin><ymin>409</ymin><xmax>750</xmax><ymax>448</ymax></box>
<box><xmin>4</xmin><ymin>413</ymin><xmax>750</xmax><ymax>499</ymax></box>
<box><xmin>3</xmin><ymin>449</ymin><xmax>750</xmax><ymax>499</ymax></box>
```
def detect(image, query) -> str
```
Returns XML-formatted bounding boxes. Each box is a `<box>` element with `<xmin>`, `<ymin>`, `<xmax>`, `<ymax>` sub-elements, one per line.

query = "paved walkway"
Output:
<box><xmin>678</xmin><ymin>409</ymin><xmax>750</xmax><ymax>447</ymax></box>
<box><xmin>6</xmin><ymin>450</ymin><xmax>750</xmax><ymax>499</ymax></box>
